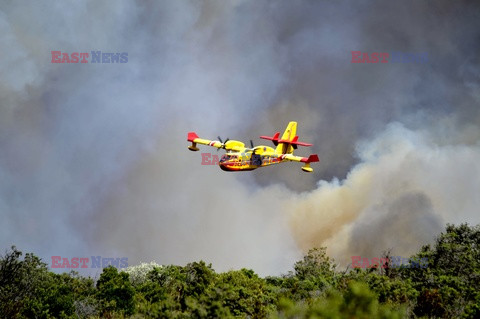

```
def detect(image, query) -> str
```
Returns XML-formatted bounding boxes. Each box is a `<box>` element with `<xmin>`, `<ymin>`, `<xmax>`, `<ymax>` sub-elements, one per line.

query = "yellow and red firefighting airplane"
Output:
<box><xmin>187</xmin><ymin>121</ymin><xmax>319</xmax><ymax>172</ymax></box>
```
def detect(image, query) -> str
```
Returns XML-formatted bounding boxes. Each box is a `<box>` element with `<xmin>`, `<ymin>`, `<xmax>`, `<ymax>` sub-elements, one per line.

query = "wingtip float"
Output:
<box><xmin>187</xmin><ymin>121</ymin><xmax>320</xmax><ymax>173</ymax></box>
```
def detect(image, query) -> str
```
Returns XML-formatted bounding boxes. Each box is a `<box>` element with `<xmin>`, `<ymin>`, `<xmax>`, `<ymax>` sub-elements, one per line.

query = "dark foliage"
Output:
<box><xmin>1</xmin><ymin>223</ymin><xmax>479</xmax><ymax>318</ymax></box>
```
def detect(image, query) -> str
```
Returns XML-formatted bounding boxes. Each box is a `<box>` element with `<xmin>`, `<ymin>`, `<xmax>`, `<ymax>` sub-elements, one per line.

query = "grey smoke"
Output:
<box><xmin>0</xmin><ymin>0</ymin><xmax>479</xmax><ymax>275</ymax></box>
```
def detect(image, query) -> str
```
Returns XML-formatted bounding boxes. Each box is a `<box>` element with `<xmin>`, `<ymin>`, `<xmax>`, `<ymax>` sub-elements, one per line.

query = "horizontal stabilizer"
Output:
<box><xmin>260</xmin><ymin>132</ymin><xmax>280</xmax><ymax>145</ymax></box>
<box><xmin>300</xmin><ymin>154</ymin><xmax>320</xmax><ymax>163</ymax></box>
<box><xmin>278</xmin><ymin>135</ymin><xmax>313</xmax><ymax>147</ymax></box>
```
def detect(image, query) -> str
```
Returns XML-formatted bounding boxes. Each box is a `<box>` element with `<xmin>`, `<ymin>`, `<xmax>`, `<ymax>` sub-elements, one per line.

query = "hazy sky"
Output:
<box><xmin>1</xmin><ymin>0</ymin><xmax>479</xmax><ymax>276</ymax></box>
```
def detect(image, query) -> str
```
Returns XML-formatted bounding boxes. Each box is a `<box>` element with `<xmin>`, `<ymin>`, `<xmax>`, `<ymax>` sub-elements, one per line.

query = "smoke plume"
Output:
<box><xmin>289</xmin><ymin>121</ymin><xmax>480</xmax><ymax>265</ymax></box>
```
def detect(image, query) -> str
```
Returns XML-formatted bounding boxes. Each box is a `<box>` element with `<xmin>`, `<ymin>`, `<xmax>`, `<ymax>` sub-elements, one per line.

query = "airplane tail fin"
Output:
<box><xmin>276</xmin><ymin>121</ymin><xmax>297</xmax><ymax>154</ymax></box>
<box><xmin>260</xmin><ymin>121</ymin><xmax>313</xmax><ymax>154</ymax></box>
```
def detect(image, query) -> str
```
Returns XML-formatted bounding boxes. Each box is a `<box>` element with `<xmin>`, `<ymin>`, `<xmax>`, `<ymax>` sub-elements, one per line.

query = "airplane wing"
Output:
<box><xmin>281</xmin><ymin>154</ymin><xmax>320</xmax><ymax>172</ymax></box>
<box><xmin>188</xmin><ymin>132</ymin><xmax>223</xmax><ymax>151</ymax></box>
<box><xmin>187</xmin><ymin>132</ymin><xmax>245</xmax><ymax>152</ymax></box>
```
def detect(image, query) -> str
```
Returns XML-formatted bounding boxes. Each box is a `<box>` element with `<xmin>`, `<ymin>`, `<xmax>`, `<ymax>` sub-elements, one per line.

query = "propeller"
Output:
<box><xmin>246</xmin><ymin>140</ymin><xmax>261</xmax><ymax>156</ymax></box>
<box><xmin>217</xmin><ymin>136</ymin><xmax>229</xmax><ymax>150</ymax></box>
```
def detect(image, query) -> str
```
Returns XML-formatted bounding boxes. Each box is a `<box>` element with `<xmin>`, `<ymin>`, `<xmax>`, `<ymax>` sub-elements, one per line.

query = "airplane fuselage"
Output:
<box><xmin>219</xmin><ymin>151</ymin><xmax>287</xmax><ymax>171</ymax></box>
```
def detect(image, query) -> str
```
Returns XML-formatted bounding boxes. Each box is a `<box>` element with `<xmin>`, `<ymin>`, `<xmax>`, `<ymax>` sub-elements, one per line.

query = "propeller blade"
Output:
<box><xmin>250</xmin><ymin>140</ymin><xmax>254</xmax><ymax>148</ymax></box>
<box><xmin>217</xmin><ymin>136</ymin><xmax>223</xmax><ymax>143</ymax></box>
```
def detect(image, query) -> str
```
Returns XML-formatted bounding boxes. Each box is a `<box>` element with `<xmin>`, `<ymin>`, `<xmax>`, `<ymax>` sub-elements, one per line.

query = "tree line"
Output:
<box><xmin>1</xmin><ymin>223</ymin><xmax>479</xmax><ymax>318</ymax></box>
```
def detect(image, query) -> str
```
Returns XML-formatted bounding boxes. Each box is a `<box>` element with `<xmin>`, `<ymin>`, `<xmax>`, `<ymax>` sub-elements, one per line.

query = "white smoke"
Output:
<box><xmin>288</xmin><ymin>120</ymin><xmax>480</xmax><ymax>266</ymax></box>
